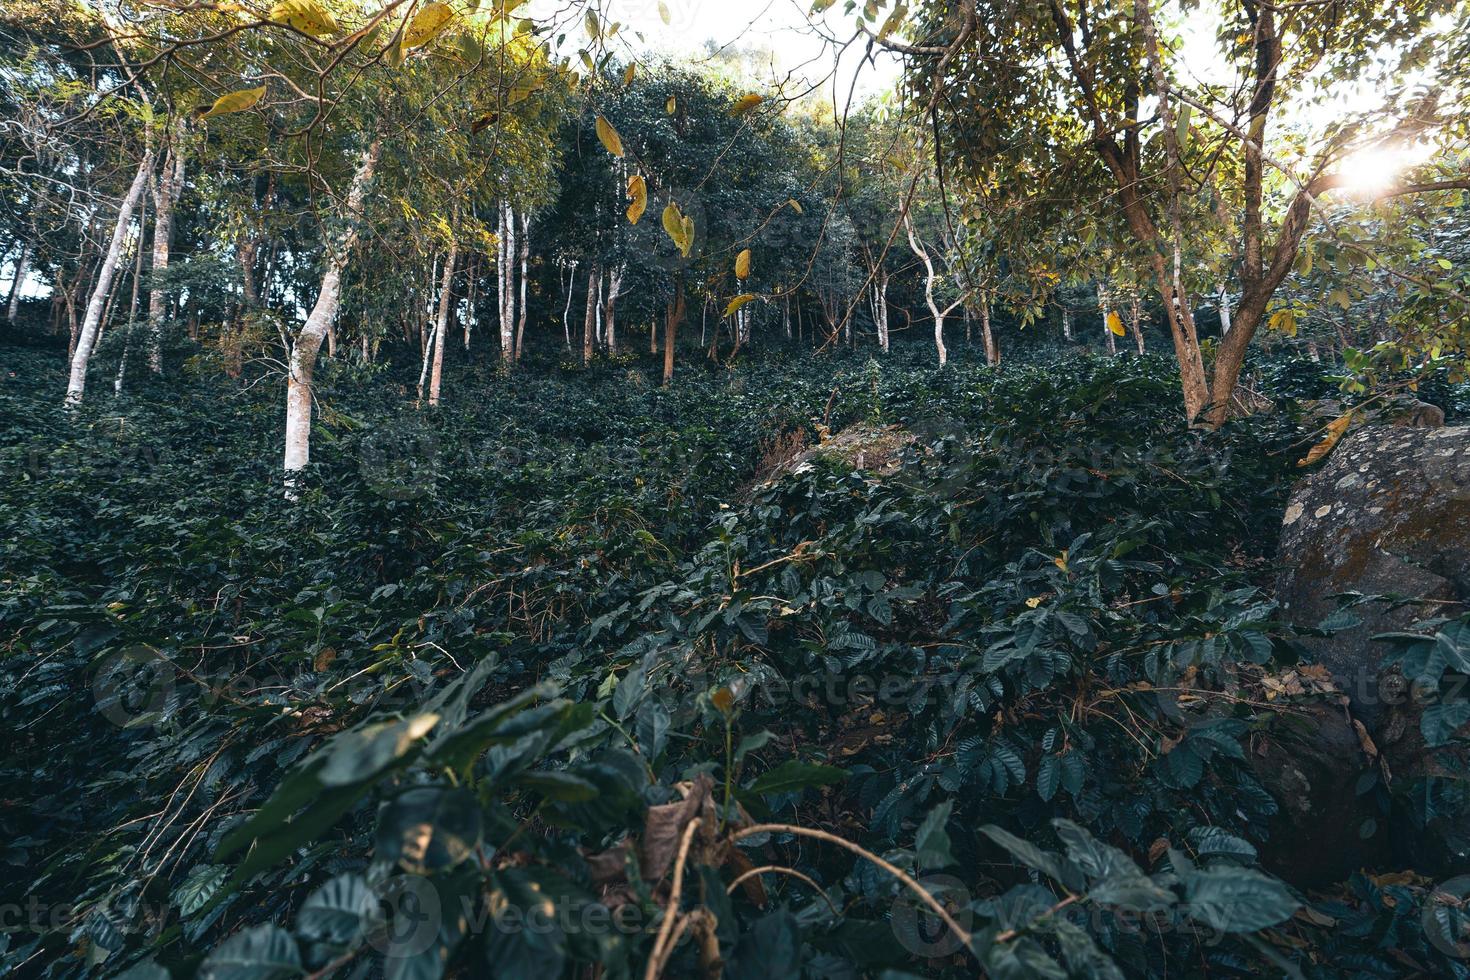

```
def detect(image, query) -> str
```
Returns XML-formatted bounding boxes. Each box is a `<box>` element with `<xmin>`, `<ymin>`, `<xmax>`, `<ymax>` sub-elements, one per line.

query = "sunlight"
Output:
<box><xmin>1336</xmin><ymin>142</ymin><xmax>1435</xmax><ymax>198</ymax></box>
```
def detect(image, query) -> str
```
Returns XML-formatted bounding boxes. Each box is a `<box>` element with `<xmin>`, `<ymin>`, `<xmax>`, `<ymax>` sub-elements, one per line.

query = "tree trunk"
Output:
<box><xmin>148</xmin><ymin>130</ymin><xmax>187</xmax><ymax>375</ymax></box>
<box><xmin>595</xmin><ymin>271</ymin><xmax>605</xmax><ymax>345</ymax></box>
<box><xmin>114</xmin><ymin>194</ymin><xmax>150</xmax><ymax>395</ymax></box>
<box><xmin>604</xmin><ymin>264</ymin><xmax>624</xmax><ymax>355</ymax></box>
<box><xmin>1218</xmin><ymin>281</ymin><xmax>1233</xmax><ymax>336</ymax></box>
<box><xmin>283</xmin><ymin>140</ymin><xmax>380</xmax><ymax>497</ymax></box>
<box><xmin>463</xmin><ymin>253</ymin><xmax>477</xmax><ymax>350</ymax></box>
<box><xmin>980</xmin><ymin>295</ymin><xmax>998</xmax><ymax>366</ymax></box>
<box><xmin>905</xmin><ymin>215</ymin><xmax>947</xmax><ymax>366</ymax></box>
<box><xmin>515</xmin><ymin>213</ymin><xmax>530</xmax><ymax>361</ymax></box>
<box><xmin>499</xmin><ymin>203</ymin><xmax>517</xmax><ymax>366</ymax></box>
<box><xmin>662</xmin><ymin>278</ymin><xmax>684</xmax><ymax>385</ymax></box>
<box><xmin>6</xmin><ymin>242</ymin><xmax>31</xmax><ymax>324</ymax></box>
<box><xmin>1062</xmin><ymin>308</ymin><xmax>1074</xmax><ymax>341</ymax></box>
<box><xmin>1129</xmin><ymin>294</ymin><xmax>1145</xmax><ymax>355</ymax></box>
<box><xmin>66</xmin><ymin>150</ymin><xmax>154</xmax><ymax>407</ymax></box>
<box><xmin>583</xmin><ymin>265</ymin><xmax>597</xmax><ymax>365</ymax></box>
<box><xmin>429</xmin><ymin>244</ymin><xmax>456</xmax><ymax>407</ymax></box>
<box><xmin>561</xmin><ymin>259</ymin><xmax>577</xmax><ymax>349</ymax></box>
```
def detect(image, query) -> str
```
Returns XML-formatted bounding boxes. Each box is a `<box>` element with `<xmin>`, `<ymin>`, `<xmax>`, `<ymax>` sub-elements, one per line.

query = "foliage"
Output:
<box><xmin>3</xmin><ymin>338</ymin><xmax>1467</xmax><ymax>977</ymax></box>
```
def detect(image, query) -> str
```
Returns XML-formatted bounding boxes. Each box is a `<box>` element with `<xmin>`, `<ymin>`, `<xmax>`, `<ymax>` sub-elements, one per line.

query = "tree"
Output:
<box><xmin>891</xmin><ymin>0</ymin><xmax>1470</xmax><ymax>423</ymax></box>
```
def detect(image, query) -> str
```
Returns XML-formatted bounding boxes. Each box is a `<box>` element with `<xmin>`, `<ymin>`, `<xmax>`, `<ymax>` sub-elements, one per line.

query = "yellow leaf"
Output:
<box><xmin>658</xmin><ymin>1</ymin><xmax>671</xmax><ymax>25</ymax></box>
<box><xmin>787</xmin><ymin>198</ymin><xmax>803</xmax><ymax>213</ymax></box>
<box><xmin>595</xmin><ymin>115</ymin><xmax>624</xmax><ymax>157</ymax></box>
<box><xmin>1298</xmin><ymin>412</ymin><xmax>1354</xmax><ymax>467</ymax></box>
<box><xmin>199</xmin><ymin>85</ymin><xmax>265</xmax><ymax>119</ymax></box>
<box><xmin>711</xmin><ymin>687</ymin><xmax>734</xmax><ymax>713</ymax></box>
<box><xmin>662</xmin><ymin>202</ymin><xmax>693</xmax><ymax>257</ymax></box>
<box><xmin>730</xmin><ymin>93</ymin><xmax>763</xmax><ymax>116</ymax></box>
<box><xmin>623</xmin><ymin>63</ymin><xmax>636</xmax><ymax>87</ymax></box>
<box><xmin>1269</xmin><ymin>308</ymin><xmax>1298</xmax><ymax>337</ymax></box>
<box><xmin>735</xmin><ymin>248</ymin><xmax>752</xmax><ymax>280</ymax></box>
<box><xmin>1053</xmin><ymin>550</ymin><xmax>1069</xmax><ymax>572</ymax></box>
<box><xmin>1025</xmin><ymin>597</ymin><xmax>1043</xmax><ymax>609</ymax></box>
<box><xmin>1107</xmin><ymin>311</ymin><xmax>1125</xmax><ymax>337</ymax></box>
<box><xmin>724</xmin><ymin>293</ymin><xmax>757</xmax><ymax>316</ymax></box>
<box><xmin>268</xmin><ymin>0</ymin><xmax>338</xmax><ymax>35</ymax></box>
<box><xmin>666</xmin><ymin>95</ymin><xmax>676</xmax><ymax>114</ymax></box>
<box><xmin>402</xmin><ymin>2</ymin><xmax>454</xmax><ymax>49</ymax></box>
<box><xmin>625</xmin><ymin>174</ymin><xmax>647</xmax><ymax>225</ymax></box>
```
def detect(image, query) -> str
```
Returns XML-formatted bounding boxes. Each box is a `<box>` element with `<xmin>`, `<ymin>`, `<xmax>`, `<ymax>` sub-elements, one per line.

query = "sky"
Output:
<box><xmin>529</xmin><ymin>0</ymin><xmax>904</xmax><ymax>105</ymax></box>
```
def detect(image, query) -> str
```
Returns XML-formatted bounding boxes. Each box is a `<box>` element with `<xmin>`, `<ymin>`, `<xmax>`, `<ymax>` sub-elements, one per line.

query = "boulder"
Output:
<box><xmin>1277</xmin><ymin>425</ymin><xmax>1470</xmax><ymax>873</ymax></box>
<box><xmin>1251</xmin><ymin>695</ymin><xmax>1388</xmax><ymax>886</ymax></box>
<box><xmin>1278</xmin><ymin>426</ymin><xmax>1470</xmax><ymax>727</ymax></box>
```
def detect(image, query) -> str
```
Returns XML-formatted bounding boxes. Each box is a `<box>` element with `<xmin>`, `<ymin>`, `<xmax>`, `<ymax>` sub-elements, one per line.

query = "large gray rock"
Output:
<box><xmin>1277</xmin><ymin>424</ymin><xmax>1470</xmax><ymax>873</ymax></box>
<box><xmin>1279</xmin><ymin>425</ymin><xmax>1470</xmax><ymax>726</ymax></box>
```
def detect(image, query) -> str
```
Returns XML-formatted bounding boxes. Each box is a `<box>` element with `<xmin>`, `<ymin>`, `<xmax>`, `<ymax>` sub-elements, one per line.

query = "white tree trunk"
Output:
<box><xmin>515</xmin><ymin>212</ymin><xmax>530</xmax><ymax>360</ymax></box>
<box><xmin>66</xmin><ymin>150</ymin><xmax>154</xmax><ymax>406</ymax></box>
<box><xmin>498</xmin><ymin>202</ymin><xmax>516</xmax><ymax>365</ymax></box>
<box><xmin>604</xmin><ymin>263</ymin><xmax>624</xmax><ymax>354</ymax></box>
<box><xmin>561</xmin><ymin>258</ymin><xmax>578</xmax><ymax>349</ymax></box>
<box><xmin>429</xmin><ymin>245</ymin><xmax>456</xmax><ymax>407</ymax></box>
<box><xmin>878</xmin><ymin>276</ymin><xmax>890</xmax><ymax>352</ymax></box>
<box><xmin>595</xmin><ymin>271</ymin><xmax>605</xmax><ymax>345</ymax></box>
<box><xmin>1063</xmin><ymin>308</ymin><xmax>1074</xmax><ymax>341</ymax></box>
<box><xmin>148</xmin><ymin>130</ymin><xmax>187</xmax><ymax>375</ymax></box>
<box><xmin>283</xmin><ymin>140</ymin><xmax>380</xmax><ymax>495</ymax></box>
<box><xmin>1218</xmin><ymin>281</ymin><xmax>1232</xmax><ymax>336</ymax></box>
<box><xmin>114</xmin><ymin>201</ymin><xmax>149</xmax><ymax>395</ymax></box>
<box><xmin>583</xmin><ymin>266</ymin><xmax>597</xmax><ymax>364</ymax></box>
<box><xmin>6</xmin><ymin>242</ymin><xmax>31</xmax><ymax>324</ymax></box>
<box><xmin>905</xmin><ymin>215</ymin><xmax>946</xmax><ymax>366</ymax></box>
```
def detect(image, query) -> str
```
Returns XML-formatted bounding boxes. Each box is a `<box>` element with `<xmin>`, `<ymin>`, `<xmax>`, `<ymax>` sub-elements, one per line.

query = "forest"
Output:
<box><xmin>1</xmin><ymin>0</ymin><xmax>1469</xmax><ymax>977</ymax></box>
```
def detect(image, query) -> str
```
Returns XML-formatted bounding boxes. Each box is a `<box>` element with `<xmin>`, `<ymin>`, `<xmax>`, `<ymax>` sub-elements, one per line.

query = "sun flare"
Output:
<box><xmin>1336</xmin><ymin>142</ymin><xmax>1435</xmax><ymax>198</ymax></box>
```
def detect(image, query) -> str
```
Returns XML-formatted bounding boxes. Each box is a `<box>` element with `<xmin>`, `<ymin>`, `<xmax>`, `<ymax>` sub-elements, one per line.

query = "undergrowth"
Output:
<box><xmin>2</xmin><ymin>341</ymin><xmax>1467</xmax><ymax>978</ymax></box>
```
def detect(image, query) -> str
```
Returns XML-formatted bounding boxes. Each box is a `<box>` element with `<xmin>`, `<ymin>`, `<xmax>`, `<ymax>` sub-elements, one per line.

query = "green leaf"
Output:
<box><xmin>320</xmin><ymin>713</ymin><xmax>440</xmax><ymax>786</ymax></box>
<box><xmin>1422</xmin><ymin>699</ymin><xmax>1470</xmax><ymax>746</ymax></box>
<box><xmin>297</xmin><ymin>873</ymin><xmax>378</xmax><ymax>946</ymax></box>
<box><xmin>1037</xmin><ymin>755</ymin><xmax>1060</xmax><ymax>802</ymax></box>
<box><xmin>915</xmin><ymin>800</ymin><xmax>955</xmax><ymax>868</ymax></box>
<box><xmin>173</xmin><ymin>864</ymin><xmax>228</xmax><ymax>917</ymax></box>
<box><xmin>375</xmin><ymin>786</ymin><xmax>483</xmax><ymax>873</ymax></box>
<box><xmin>1187</xmin><ymin>826</ymin><xmax>1258</xmax><ymax>864</ymax></box>
<box><xmin>636</xmin><ymin>698</ymin><xmax>670</xmax><ymax>760</ymax></box>
<box><xmin>1184</xmin><ymin>865</ymin><xmax>1299</xmax><ymax>932</ymax></box>
<box><xmin>747</xmin><ymin>759</ymin><xmax>847</xmax><ymax>795</ymax></box>
<box><xmin>200</xmin><ymin>925</ymin><xmax>302</xmax><ymax>980</ymax></box>
<box><xmin>978</xmin><ymin>825</ymin><xmax>1082</xmax><ymax>892</ymax></box>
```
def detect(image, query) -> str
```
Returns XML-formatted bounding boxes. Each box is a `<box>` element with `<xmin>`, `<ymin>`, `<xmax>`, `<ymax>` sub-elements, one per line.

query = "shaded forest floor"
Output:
<box><xmin>3</xmin><ymin>338</ymin><xmax>1469</xmax><ymax>977</ymax></box>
